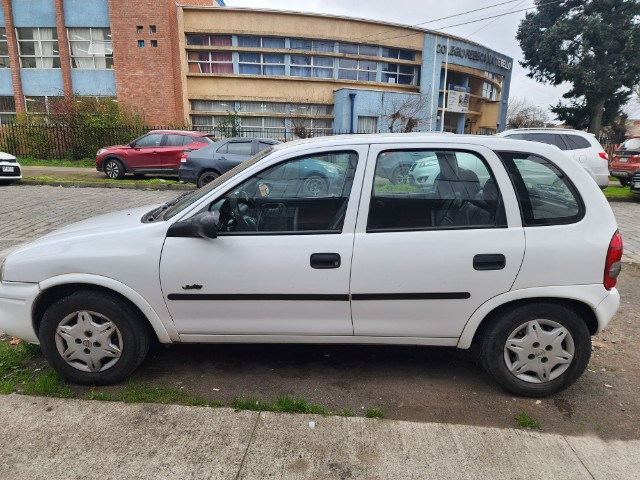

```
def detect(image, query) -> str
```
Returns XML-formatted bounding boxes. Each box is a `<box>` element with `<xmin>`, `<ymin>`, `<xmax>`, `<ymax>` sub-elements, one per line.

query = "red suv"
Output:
<box><xmin>95</xmin><ymin>130</ymin><xmax>215</xmax><ymax>180</ymax></box>
<box><xmin>609</xmin><ymin>136</ymin><xmax>640</xmax><ymax>186</ymax></box>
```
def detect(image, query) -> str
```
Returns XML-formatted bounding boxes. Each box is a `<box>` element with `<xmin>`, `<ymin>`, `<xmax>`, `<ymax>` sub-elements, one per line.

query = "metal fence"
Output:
<box><xmin>0</xmin><ymin>122</ymin><xmax>631</xmax><ymax>160</ymax></box>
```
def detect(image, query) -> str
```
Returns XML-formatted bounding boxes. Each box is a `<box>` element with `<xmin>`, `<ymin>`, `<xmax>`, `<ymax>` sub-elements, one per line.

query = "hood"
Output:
<box><xmin>38</xmin><ymin>205</ymin><xmax>160</xmax><ymax>241</ymax></box>
<box><xmin>3</xmin><ymin>205</ymin><xmax>168</xmax><ymax>283</ymax></box>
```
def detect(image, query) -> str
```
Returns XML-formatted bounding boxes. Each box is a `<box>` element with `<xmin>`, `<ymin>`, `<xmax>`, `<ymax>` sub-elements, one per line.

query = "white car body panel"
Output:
<box><xmin>0</xmin><ymin>134</ymin><xmax>620</xmax><ymax>353</ymax></box>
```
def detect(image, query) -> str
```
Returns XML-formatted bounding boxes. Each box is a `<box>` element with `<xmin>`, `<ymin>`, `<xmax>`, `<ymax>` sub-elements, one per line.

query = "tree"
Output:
<box><xmin>506</xmin><ymin>97</ymin><xmax>551</xmax><ymax>129</ymax></box>
<box><xmin>517</xmin><ymin>0</ymin><xmax>640</xmax><ymax>135</ymax></box>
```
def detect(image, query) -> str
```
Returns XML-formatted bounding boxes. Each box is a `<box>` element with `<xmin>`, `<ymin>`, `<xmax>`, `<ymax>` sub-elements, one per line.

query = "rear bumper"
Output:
<box><xmin>178</xmin><ymin>165</ymin><xmax>198</xmax><ymax>184</ymax></box>
<box><xmin>593</xmin><ymin>288</ymin><xmax>620</xmax><ymax>333</ymax></box>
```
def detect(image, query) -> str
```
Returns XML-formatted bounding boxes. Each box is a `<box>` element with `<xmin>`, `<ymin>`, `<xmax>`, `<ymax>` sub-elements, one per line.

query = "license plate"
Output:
<box><xmin>2</xmin><ymin>166</ymin><xmax>14</xmax><ymax>173</ymax></box>
<box><xmin>620</xmin><ymin>158</ymin><xmax>628</xmax><ymax>162</ymax></box>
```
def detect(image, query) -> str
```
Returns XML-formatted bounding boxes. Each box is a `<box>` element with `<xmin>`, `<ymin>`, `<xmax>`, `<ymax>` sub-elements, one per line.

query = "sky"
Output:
<box><xmin>226</xmin><ymin>0</ymin><xmax>571</xmax><ymax>120</ymax></box>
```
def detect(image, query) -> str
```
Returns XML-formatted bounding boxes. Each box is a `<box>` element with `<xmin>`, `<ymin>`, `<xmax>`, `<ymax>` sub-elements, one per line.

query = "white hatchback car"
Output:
<box><xmin>497</xmin><ymin>128</ymin><xmax>610</xmax><ymax>189</ymax></box>
<box><xmin>0</xmin><ymin>134</ymin><xmax>622</xmax><ymax>397</ymax></box>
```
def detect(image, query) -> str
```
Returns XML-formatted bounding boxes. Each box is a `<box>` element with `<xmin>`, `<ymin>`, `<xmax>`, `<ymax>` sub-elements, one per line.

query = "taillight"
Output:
<box><xmin>599</xmin><ymin>152</ymin><xmax>609</xmax><ymax>161</ymax></box>
<box><xmin>180</xmin><ymin>149</ymin><xmax>191</xmax><ymax>163</ymax></box>
<box><xmin>604</xmin><ymin>230</ymin><xmax>623</xmax><ymax>290</ymax></box>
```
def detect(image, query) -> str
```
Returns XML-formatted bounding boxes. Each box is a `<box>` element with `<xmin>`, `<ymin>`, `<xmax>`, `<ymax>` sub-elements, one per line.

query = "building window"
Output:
<box><xmin>239</xmin><ymin>102</ymin><xmax>287</xmax><ymax>114</ymax></box>
<box><xmin>382</xmin><ymin>63</ymin><xmax>416</xmax><ymax>85</ymax></box>
<box><xmin>67</xmin><ymin>28</ymin><xmax>113</xmax><ymax>69</ymax></box>
<box><xmin>290</xmin><ymin>38</ymin><xmax>334</xmax><ymax>53</ymax></box>
<box><xmin>0</xmin><ymin>96</ymin><xmax>16</xmax><ymax>123</ymax></box>
<box><xmin>338</xmin><ymin>59</ymin><xmax>377</xmax><ymax>81</ymax></box>
<box><xmin>136</xmin><ymin>26</ymin><xmax>143</xmax><ymax>33</ymax></box>
<box><xmin>238</xmin><ymin>52</ymin><xmax>285</xmax><ymax>76</ymax></box>
<box><xmin>358</xmin><ymin>116</ymin><xmax>378</xmax><ymax>133</ymax></box>
<box><xmin>186</xmin><ymin>35</ymin><xmax>231</xmax><ymax>46</ymax></box>
<box><xmin>338</xmin><ymin>43</ymin><xmax>378</xmax><ymax>56</ymax></box>
<box><xmin>187</xmin><ymin>51</ymin><xmax>232</xmax><ymax>73</ymax></box>
<box><xmin>138</xmin><ymin>40</ymin><xmax>144</xmax><ymax>48</ymax></box>
<box><xmin>289</xmin><ymin>103</ymin><xmax>333</xmax><ymax>115</ymax></box>
<box><xmin>238</xmin><ymin>36</ymin><xmax>285</xmax><ymax>49</ymax></box>
<box><xmin>290</xmin><ymin>55</ymin><xmax>333</xmax><ymax>79</ymax></box>
<box><xmin>191</xmin><ymin>100</ymin><xmax>235</xmax><ymax>111</ymax></box>
<box><xmin>150</xmin><ymin>25</ymin><xmax>157</xmax><ymax>34</ymax></box>
<box><xmin>240</xmin><ymin>116</ymin><xmax>286</xmax><ymax>138</ymax></box>
<box><xmin>482</xmin><ymin>81</ymin><xmax>498</xmax><ymax>101</ymax></box>
<box><xmin>290</xmin><ymin>118</ymin><xmax>333</xmax><ymax>138</ymax></box>
<box><xmin>16</xmin><ymin>28</ymin><xmax>60</xmax><ymax>68</ymax></box>
<box><xmin>0</xmin><ymin>28</ymin><xmax>9</xmax><ymax>68</ymax></box>
<box><xmin>382</xmin><ymin>48</ymin><xmax>415</xmax><ymax>61</ymax></box>
<box><xmin>24</xmin><ymin>96</ymin><xmax>47</xmax><ymax>114</ymax></box>
<box><xmin>191</xmin><ymin>115</ymin><xmax>218</xmax><ymax>131</ymax></box>
<box><xmin>151</xmin><ymin>40</ymin><xmax>158</xmax><ymax>48</ymax></box>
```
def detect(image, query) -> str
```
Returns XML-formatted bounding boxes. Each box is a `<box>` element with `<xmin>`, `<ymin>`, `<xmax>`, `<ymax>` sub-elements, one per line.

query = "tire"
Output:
<box><xmin>302</xmin><ymin>175</ymin><xmax>328</xmax><ymax>197</ymax></box>
<box><xmin>39</xmin><ymin>290</ymin><xmax>150</xmax><ymax>385</ymax></box>
<box><xmin>619</xmin><ymin>178</ymin><xmax>629</xmax><ymax>187</ymax></box>
<box><xmin>104</xmin><ymin>158</ymin><xmax>126</xmax><ymax>180</ymax></box>
<box><xmin>480</xmin><ymin>303</ymin><xmax>591</xmax><ymax>397</ymax></box>
<box><xmin>390</xmin><ymin>165</ymin><xmax>410</xmax><ymax>185</ymax></box>
<box><xmin>197</xmin><ymin>170</ymin><xmax>220</xmax><ymax>188</ymax></box>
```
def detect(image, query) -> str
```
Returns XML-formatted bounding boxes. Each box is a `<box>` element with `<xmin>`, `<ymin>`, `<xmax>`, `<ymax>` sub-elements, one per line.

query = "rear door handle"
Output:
<box><xmin>310</xmin><ymin>253</ymin><xmax>341</xmax><ymax>269</ymax></box>
<box><xmin>473</xmin><ymin>254</ymin><xmax>506</xmax><ymax>271</ymax></box>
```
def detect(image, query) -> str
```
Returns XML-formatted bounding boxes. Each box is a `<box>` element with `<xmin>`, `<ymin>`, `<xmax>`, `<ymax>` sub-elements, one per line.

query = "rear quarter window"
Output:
<box><xmin>497</xmin><ymin>151</ymin><xmax>584</xmax><ymax>226</ymax></box>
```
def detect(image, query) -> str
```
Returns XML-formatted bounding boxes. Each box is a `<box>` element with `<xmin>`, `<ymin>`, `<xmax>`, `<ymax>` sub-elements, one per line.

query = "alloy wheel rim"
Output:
<box><xmin>105</xmin><ymin>162</ymin><xmax>119</xmax><ymax>178</ymax></box>
<box><xmin>54</xmin><ymin>310</ymin><xmax>123</xmax><ymax>373</ymax></box>
<box><xmin>503</xmin><ymin>319</ymin><xmax>575</xmax><ymax>384</ymax></box>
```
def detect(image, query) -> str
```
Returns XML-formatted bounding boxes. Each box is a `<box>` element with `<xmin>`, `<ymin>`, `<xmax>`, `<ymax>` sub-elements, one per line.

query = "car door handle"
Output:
<box><xmin>473</xmin><ymin>254</ymin><xmax>506</xmax><ymax>271</ymax></box>
<box><xmin>310</xmin><ymin>253</ymin><xmax>341</xmax><ymax>269</ymax></box>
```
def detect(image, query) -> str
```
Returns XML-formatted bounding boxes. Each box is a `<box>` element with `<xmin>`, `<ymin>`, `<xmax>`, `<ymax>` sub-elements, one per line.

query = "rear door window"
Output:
<box><xmin>497</xmin><ymin>151</ymin><xmax>584</xmax><ymax>226</ymax></box>
<box><xmin>367</xmin><ymin>149</ymin><xmax>506</xmax><ymax>231</ymax></box>
<box><xmin>524</xmin><ymin>133</ymin><xmax>567</xmax><ymax>150</ymax></box>
<box><xmin>226</xmin><ymin>142</ymin><xmax>253</xmax><ymax>155</ymax></box>
<box><xmin>166</xmin><ymin>134</ymin><xmax>187</xmax><ymax>146</ymax></box>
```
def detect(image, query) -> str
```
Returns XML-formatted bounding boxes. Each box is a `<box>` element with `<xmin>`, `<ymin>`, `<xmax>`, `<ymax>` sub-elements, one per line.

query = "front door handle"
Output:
<box><xmin>310</xmin><ymin>253</ymin><xmax>341</xmax><ymax>269</ymax></box>
<box><xmin>473</xmin><ymin>254</ymin><xmax>506</xmax><ymax>271</ymax></box>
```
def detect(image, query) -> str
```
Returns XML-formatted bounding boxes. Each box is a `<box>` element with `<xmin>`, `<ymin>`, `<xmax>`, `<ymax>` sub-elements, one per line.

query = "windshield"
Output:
<box><xmin>621</xmin><ymin>138</ymin><xmax>640</xmax><ymax>151</ymax></box>
<box><xmin>162</xmin><ymin>146</ymin><xmax>276</xmax><ymax>220</ymax></box>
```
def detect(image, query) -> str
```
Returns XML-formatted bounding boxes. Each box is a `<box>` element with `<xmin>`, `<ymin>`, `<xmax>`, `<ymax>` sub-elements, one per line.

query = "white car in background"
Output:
<box><xmin>497</xmin><ymin>128</ymin><xmax>610</xmax><ymax>189</ymax></box>
<box><xmin>0</xmin><ymin>151</ymin><xmax>22</xmax><ymax>183</ymax></box>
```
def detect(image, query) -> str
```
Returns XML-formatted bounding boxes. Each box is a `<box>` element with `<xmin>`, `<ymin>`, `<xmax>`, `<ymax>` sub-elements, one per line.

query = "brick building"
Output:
<box><xmin>0</xmin><ymin>0</ymin><xmax>513</xmax><ymax>136</ymax></box>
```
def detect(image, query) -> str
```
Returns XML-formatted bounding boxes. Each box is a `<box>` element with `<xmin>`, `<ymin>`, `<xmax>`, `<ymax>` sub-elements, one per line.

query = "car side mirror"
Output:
<box><xmin>167</xmin><ymin>211</ymin><xmax>219</xmax><ymax>239</ymax></box>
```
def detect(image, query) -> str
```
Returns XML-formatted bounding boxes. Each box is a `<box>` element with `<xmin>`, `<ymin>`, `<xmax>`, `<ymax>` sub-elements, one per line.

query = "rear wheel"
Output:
<box><xmin>480</xmin><ymin>303</ymin><xmax>591</xmax><ymax>397</ymax></box>
<box><xmin>197</xmin><ymin>170</ymin><xmax>220</xmax><ymax>188</ymax></box>
<box><xmin>104</xmin><ymin>158</ymin><xmax>125</xmax><ymax>180</ymax></box>
<box><xmin>39</xmin><ymin>291</ymin><xmax>150</xmax><ymax>385</ymax></box>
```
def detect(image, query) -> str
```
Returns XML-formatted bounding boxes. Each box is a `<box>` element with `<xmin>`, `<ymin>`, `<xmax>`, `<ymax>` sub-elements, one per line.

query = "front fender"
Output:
<box><xmin>457</xmin><ymin>284</ymin><xmax>617</xmax><ymax>349</ymax></box>
<box><xmin>38</xmin><ymin>274</ymin><xmax>178</xmax><ymax>343</ymax></box>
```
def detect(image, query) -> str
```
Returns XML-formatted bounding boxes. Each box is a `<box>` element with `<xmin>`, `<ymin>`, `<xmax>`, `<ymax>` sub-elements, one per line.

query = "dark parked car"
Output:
<box><xmin>96</xmin><ymin>130</ymin><xmax>215</xmax><ymax>179</ymax></box>
<box><xmin>179</xmin><ymin>137</ymin><xmax>279</xmax><ymax>188</ymax></box>
<box><xmin>630</xmin><ymin>169</ymin><xmax>640</xmax><ymax>194</ymax></box>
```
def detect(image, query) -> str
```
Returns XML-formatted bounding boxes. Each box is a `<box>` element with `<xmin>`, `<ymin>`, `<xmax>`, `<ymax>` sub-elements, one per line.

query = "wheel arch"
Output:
<box><xmin>103</xmin><ymin>155</ymin><xmax>127</xmax><ymax>172</ymax></box>
<box><xmin>463</xmin><ymin>297</ymin><xmax>599</xmax><ymax>350</ymax></box>
<box><xmin>33</xmin><ymin>275</ymin><xmax>176</xmax><ymax>344</ymax></box>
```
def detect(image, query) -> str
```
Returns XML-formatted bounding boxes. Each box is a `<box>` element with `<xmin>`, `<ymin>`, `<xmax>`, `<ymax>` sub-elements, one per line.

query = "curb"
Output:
<box><xmin>18</xmin><ymin>179</ymin><xmax>193</xmax><ymax>191</ymax></box>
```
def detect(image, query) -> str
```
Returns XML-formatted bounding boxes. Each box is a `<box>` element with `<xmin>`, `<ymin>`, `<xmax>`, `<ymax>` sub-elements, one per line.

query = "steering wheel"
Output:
<box><xmin>228</xmin><ymin>191</ymin><xmax>257</xmax><ymax>231</ymax></box>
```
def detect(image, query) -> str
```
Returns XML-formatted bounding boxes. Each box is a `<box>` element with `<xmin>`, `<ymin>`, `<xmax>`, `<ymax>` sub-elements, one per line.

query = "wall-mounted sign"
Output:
<box><xmin>436</xmin><ymin>44</ymin><xmax>512</xmax><ymax>71</ymax></box>
<box><xmin>447</xmin><ymin>85</ymin><xmax>470</xmax><ymax>113</ymax></box>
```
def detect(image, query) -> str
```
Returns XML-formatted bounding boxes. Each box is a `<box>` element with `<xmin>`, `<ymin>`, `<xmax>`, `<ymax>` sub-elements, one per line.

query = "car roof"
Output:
<box><xmin>500</xmin><ymin>128</ymin><xmax>595</xmax><ymax>137</ymax></box>
<box><xmin>267</xmin><ymin>133</ymin><xmax>569</xmax><ymax>157</ymax></box>
<box><xmin>149</xmin><ymin>129</ymin><xmax>211</xmax><ymax>136</ymax></box>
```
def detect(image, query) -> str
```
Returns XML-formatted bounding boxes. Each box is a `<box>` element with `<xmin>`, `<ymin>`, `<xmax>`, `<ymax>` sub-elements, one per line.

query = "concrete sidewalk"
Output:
<box><xmin>1</xmin><ymin>394</ymin><xmax>638</xmax><ymax>480</ymax></box>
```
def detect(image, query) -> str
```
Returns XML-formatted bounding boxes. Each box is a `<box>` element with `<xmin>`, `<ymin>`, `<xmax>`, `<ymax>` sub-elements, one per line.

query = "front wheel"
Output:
<box><xmin>390</xmin><ymin>165</ymin><xmax>410</xmax><ymax>185</ymax></box>
<box><xmin>39</xmin><ymin>291</ymin><xmax>150</xmax><ymax>385</ymax></box>
<box><xmin>480</xmin><ymin>303</ymin><xmax>591</xmax><ymax>397</ymax></box>
<box><xmin>104</xmin><ymin>158</ymin><xmax>125</xmax><ymax>180</ymax></box>
<box><xmin>619</xmin><ymin>178</ymin><xmax>629</xmax><ymax>187</ymax></box>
